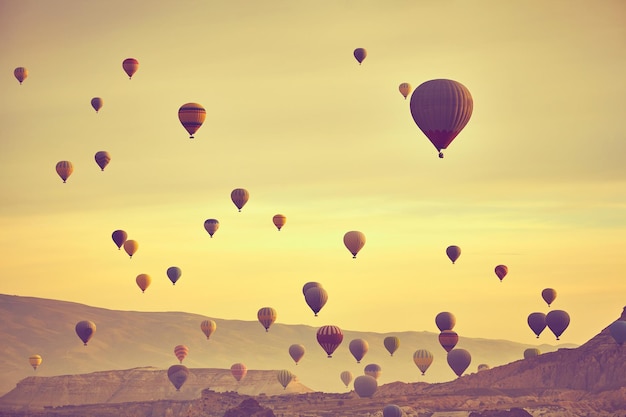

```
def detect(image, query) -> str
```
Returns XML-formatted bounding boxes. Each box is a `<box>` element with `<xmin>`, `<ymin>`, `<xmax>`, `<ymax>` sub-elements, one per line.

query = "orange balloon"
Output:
<box><xmin>135</xmin><ymin>274</ymin><xmax>151</xmax><ymax>293</ymax></box>
<box><xmin>55</xmin><ymin>161</ymin><xmax>73</xmax><ymax>183</ymax></box>
<box><xmin>122</xmin><ymin>58</ymin><xmax>139</xmax><ymax>79</ymax></box>
<box><xmin>123</xmin><ymin>240</ymin><xmax>138</xmax><ymax>258</ymax></box>
<box><xmin>178</xmin><ymin>103</ymin><xmax>206</xmax><ymax>138</ymax></box>
<box><xmin>273</xmin><ymin>214</ymin><xmax>286</xmax><ymax>231</ymax></box>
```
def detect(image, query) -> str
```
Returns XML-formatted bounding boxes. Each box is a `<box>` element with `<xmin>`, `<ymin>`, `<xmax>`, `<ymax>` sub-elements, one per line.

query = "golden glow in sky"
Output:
<box><xmin>1</xmin><ymin>1</ymin><xmax>625</xmax><ymax>346</ymax></box>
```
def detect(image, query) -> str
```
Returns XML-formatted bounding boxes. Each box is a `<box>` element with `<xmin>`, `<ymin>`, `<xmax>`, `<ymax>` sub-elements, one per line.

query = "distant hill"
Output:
<box><xmin>0</xmin><ymin>294</ymin><xmax>575</xmax><ymax>396</ymax></box>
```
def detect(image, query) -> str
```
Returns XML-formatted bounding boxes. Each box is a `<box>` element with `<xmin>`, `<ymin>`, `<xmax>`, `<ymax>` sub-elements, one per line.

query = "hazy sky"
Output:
<box><xmin>1</xmin><ymin>1</ymin><xmax>625</xmax><ymax>347</ymax></box>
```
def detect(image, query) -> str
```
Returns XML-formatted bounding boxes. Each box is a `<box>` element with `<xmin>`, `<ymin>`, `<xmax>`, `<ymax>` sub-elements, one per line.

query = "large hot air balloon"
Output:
<box><xmin>231</xmin><ymin>188</ymin><xmax>249</xmax><ymax>212</ymax></box>
<box><xmin>111</xmin><ymin>230</ymin><xmax>127</xmax><ymax>250</ymax></box>
<box><xmin>438</xmin><ymin>330</ymin><xmax>459</xmax><ymax>352</ymax></box>
<box><xmin>123</xmin><ymin>240</ymin><xmax>138</xmax><ymax>258</ymax></box>
<box><xmin>257</xmin><ymin>307</ymin><xmax>277</xmax><ymax>332</ymax></box>
<box><xmin>75</xmin><ymin>320</ymin><xmax>96</xmax><ymax>346</ymax></box>
<box><xmin>167</xmin><ymin>266</ymin><xmax>182</xmax><ymax>285</ymax></box>
<box><xmin>353</xmin><ymin>374</ymin><xmax>377</xmax><ymax>398</ymax></box>
<box><xmin>91</xmin><ymin>97</ymin><xmax>103</xmax><ymax>113</ymax></box>
<box><xmin>343</xmin><ymin>231</ymin><xmax>366</xmax><ymax>258</ymax></box>
<box><xmin>446</xmin><ymin>246</ymin><xmax>461</xmax><ymax>264</ymax></box>
<box><xmin>409</xmin><ymin>79</ymin><xmax>473</xmax><ymax>158</ymax></box>
<box><xmin>383</xmin><ymin>336</ymin><xmax>400</xmax><ymax>356</ymax></box>
<box><xmin>413</xmin><ymin>349</ymin><xmax>433</xmax><ymax>375</ymax></box>
<box><xmin>316</xmin><ymin>325</ymin><xmax>343</xmax><ymax>358</ymax></box>
<box><xmin>542</xmin><ymin>288</ymin><xmax>557</xmax><ymax>307</ymax></box>
<box><xmin>304</xmin><ymin>286</ymin><xmax>328</xmax><ymax>316</ymax></box>
<box><xmin>203</xmin><ymin>219</ymin><xmax>219</xmax><ymax>237</ymax></box>
<box><xmin>94</xmin><ymin>151</ymin><xmax>111</xmax><ymax>171</ymax></box>
<box><xmin>135</xmin><ymin>274</ymin><xmax>151</xmax><ymax>293</ymax></box>
<box><xmin>447</xmin><ymin>348</ymin><xmax>471</xmax><ymax>377</ymax></box>
<box><xmin>230</xmin><ymin>363</ymin><xmax>247</xmax><ymax>381</ymax></box>
<box><xmin>289</xmin><ymin>343</ymin><xmax>305</xmax><ymax>364</ymax></box>
<box><xmin>363</xmin><ymin>363</ymin><xmax>382</xmax><ymax>379</ymax></box>
<box><xmin>546</xmin><ymin>310</ymin><xmax>570</xmax><ymax>340</ymax></box>
<box><xmin>398</xmin><ymin>83</ymin><xmax>412</xmax><ymax>100</ymax></box>
<box><xmin>494</xmin><ymin>265</ymin><xmax>508</xmax><ymax>282</ymax></box>
<box><xmin>340</xmin><ymin>370</ymin><xmax>353</xmax><ymax>388</ymax></box>
<box><xmin>29</xmin><ymin>354</ymin><xmax>42</xmax><ymax>371</ymax></box>
<box><xmin>527</xmin><ymin>312</ymin><xmax>547</xmax><ymax>338</ymax></box>
<box><xmin>277</xmin><ymin>369</ymin><xmax>293</xmax><ymax>389</ymax></box>
<box><xmin>167</xmin><ymin>364</ymin><xmax>189</xmax><ymax>391</ymax></box>
<box><xmin>178</xmin><ymin>103</ymin><xmax>206</xmax><ymax>138</ymax></box>
<box><xmin>348</xmin><ymin>338</ymin><xmax>369</xmax><ymax>363</ymax></box>
<box><xmin>435</xmin><ymin>312</ymin><xmax>456</xmax><ymax>332</ymax></box>
<box><xmin>273</xmin><ymin>214</ymin><xmax>286</xmax><ymax>231</ymax></box>
<box><xmin>122</xmin><ymin>58</ymin><xmax>139</xmax><ymax>79</ymax></box>
<box><xmin>608</xmin><ymin>320</ymin><xmax>626</xmax><ymax>346</ymax></box>
<box><xmin>200</xmin><ymin>319</ymin><xmax>217</xmax><ymax>340</ymax></box>
<box><xmin>174</xmin><ymin>345</ymin><xmax>189</xmax><ymax>363</ymax></box>
<box><xmin>383</xmin><ymin>404</ymin><xmax>404</xmax><ymax>417</ymax></box>
<box><xmin>302</xmin><ymin>281</ymin><xmax>323</xmax><ymax>296</ymax></box>
<box><xmin>353</xmin><ymin>48</ymin><xmax>367</xmax><ymax>65</ymax></box>
<box><xmin>523</xmin><ymin>348</ymin><xmax>541</xmax><ymax>359</ymax></box>
<box><xmin>55</xmin><ymin>161</ymin><xmax>73</xmax><ymax>183</ymax></box>
<box><xmin>14</xmin><ymin>67</ymin><xmax>28</xmax><ymax>84</ymax></box>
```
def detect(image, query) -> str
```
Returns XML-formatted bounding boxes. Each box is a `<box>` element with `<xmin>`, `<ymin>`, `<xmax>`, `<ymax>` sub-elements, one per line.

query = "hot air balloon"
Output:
<box><xmin>413</xmin><ymin>349</ymin><xmax>433</xmax><ymax>375</ymax></box>
<box><xmin>447</xmin><ymin>348</ymin><xmax>471</xmax><ymax>377</ymax></box>
<box><xmin>174</xmin><ymin>345</ymin><xmax>189</xmax><ymax>363</ymax></box>
<box><xmin>316</xmin><ymin>325</ymin><xmax>343</xmax><ymax>358</ymax></box>
<box><xmin>304</xmin><ymin>286</ymin><xmax>328</xmax><ymax>316</ymax></box>
<box><xmin>353</xmin><ymin>375</ymin><xmax>377</xmax><ymax>398</ymax></box>
<box><xmin>477</xmin><ymin>364</ymin><xmax>490</xmax><ymax>372</ymax></box>
<box><xmin>546</xmin><ymin>310</ymin><xmax>570</xmax><ymax>340</ymax></box>
<box><xmin>438</xmin><ymin>330</ymin><xmax>459</xmax><ymax>352</ymax></box>
<box><xmin>383</xmin><ymin>336</ymin><xmax>400</xmax><ymax>356</ymax></box>
<box><xmin>55</xmin><ymin>161</ymin><xmax>73</xmax><ymax>183</ymax></box>
<box><xmin>353</xmin><ymin>48</ymin><xmax>367</xmax><ymax>65</ymax></box>
<box><xmin>135</xmin><ymin>274</ymin><xmax>151</xmax><ymax>293</ymax></box>
<box><xmin>446</xmin><ymin>246</ymin><xmax>461</xmax><ymax>264</ymax></box>
<box><xmin>203</xmin><ymin>219</ymin><xmax>219</xmax><ymax>237</ymax></box>
<box><xmin>14</xmin><ymin>67</ymin><xmax>28</xmax><ymax>84</ymax></box>
<box><xmin>364</xmin><ymin>363</ymin><xmax>382</xmax><ymax>379</ymax></box>
<box><xmin>348</xmin><ymin>338</ymin><xmax>369</xmax><ymax>363</ymax></box>
<box><xmin>167</xmin><ymin>266</ymin><xmax>182</xmax><ymax>285</ymax></box>
<box><xmin>178</xmin><ymin>102</ymin><xmax>206</xmax><ymax>138</ymax></box>
<box><xmin>527</xmin><ymin>312</ymin><xmax>547</xmax><ymax>338</ymax></box>
<box><xmin>257</xmin><ymin>307</ymin><xmax>277</xmax><ymax>332</ymax></box>
<box><xmin>272</xmin><ymin>214</ymin><xmax>286</xmax><ymax>231</ymax></box>
<box><xmin>277</xmin><ymin>369</ymin><xmax>293</xmax><ymax>389</ymax></box>
<box><xmin>167</xmin><ymin>364</ymin><xmax>189</xmax><ymax>391</ymax></box>
<box><xmin>94</xmin><ymin>151</ymin><xmax>111</xmax><ymax>171</ymax></box>
<box><xmin>200</xmin><ymin>319</ymin><xmax>217</xmax><ymax>340</ymax></box>
<box><xmin>542</xmin><ymin>288</ymin><xmax>557</xmax><ymax>307</ymax></box>
<box><xmin>230</xmin><ymin>363</ymin><xmax>247</xmax><ymax>381</ymax></box>
<box><xmin>302</xmin><ymin>281</ymin><xmax>323</xmax><ymax>296</ymax></box>
<box><xmin>122</xmin><ymin>58</ymin><xmax>139</xmax><ymax>79</ymax></box>
<box><xmin>123</xmin><ymin>239</ymin><xmax>138</xmax><ymax>258</ymax></box>
<box><xmin>231</xmin><ymin>188</ymin><xmax>249</xmax><ymax>212</ymax></box>
<box><xmin>91</xmin><ymin>97</ymin><xmax>103</xmax><ymax>113</ymax></box>
<box><xmin>340</xmin><ymin>370</ymin><xmax>353</xmax><ymax>388</ymax></box>
<box><xmin>409</xmin><ymin>79</ymin><xmax>473</xmax><ymax>158</ymax></box>
<box><xmin>29</xmin><ymin>354</ymin><xmax>42</xmax><ymax>371</ymax></box>
<box><xmin>111</xmin><ymin>230</ymin><xmax>127</xmax><ymax>250</ymax></box>
<box><xmin>343</xmin><ymin>231</ymin><xmax>366</xmax><ymax>258</ymax></box>
<box><xmin>75</xmin><ymin>320</ymin><xmax>96</xmax><ymax>346</ymax></box>
<box><xmin>435</xmin><ymin>311</ymin><xmax>456</xmax><ymax>332</ymax></box>
<box><xmin>523</xmin><ymin>348</ymin><xmax>541</xmax><ymax>359</ymax></box>
<box><xmin>383</xmin><ymin>404</ymin><xmax>404</xmax><ymax>417</ymax></box>
<box><xmin>494</xmin><ymin>265</ymin><xmax>508</xmax><ymax>282</ymax></box>
<box><xmin>288</xmin><ymin>344</ymin><xmax>305</xmax><ymax>364</ymax></box>
<box><xmin>398</xmin><ymin>83</ymin><xmax>412</xmax><ymax>100</ymax></box>
<box><xmin>608</xmin><ymin>320</ymin><xmax>626</xmax><ymax>346</ymax></box>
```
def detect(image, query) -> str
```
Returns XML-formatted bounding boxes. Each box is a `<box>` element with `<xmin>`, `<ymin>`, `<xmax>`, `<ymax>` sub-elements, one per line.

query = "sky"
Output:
<box><xmin>1</xmin><ymin>0</ymin><xmax>625</xmax><ymax>348</ymax></box>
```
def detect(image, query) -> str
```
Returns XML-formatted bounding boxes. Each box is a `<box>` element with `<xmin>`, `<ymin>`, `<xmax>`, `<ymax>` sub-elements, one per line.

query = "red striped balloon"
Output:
<box><xmin>316</xmin><ymin>325</ymin><xmax>343</xmax><ymax>358</ymax></box>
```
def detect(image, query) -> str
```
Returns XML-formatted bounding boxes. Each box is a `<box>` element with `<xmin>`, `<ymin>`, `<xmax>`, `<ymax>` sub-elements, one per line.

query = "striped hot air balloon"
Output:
<box><xmin>55</xmin><ymin>161</ymin><xmax>73</xmax><ymax>183</ymax></box>
<box><xmin>203</xmin><ymin>219</ymin><xmax>219</xmax><ymax>237</ymax></box>
<box><xmin>277</xmin><ymin>369</ymin><xmax>293</xmax><ymax>389</ymax></box>
<box><xmin>231</xmin><ymin>188</ymin><xmax>249</xmax><ymax>212</ymax></box>
<box><xmin>383</xmin><ymin>336</ymin><xmax>400</xmax><ymax>356</ymax></box>
<box><xmin>14</xmin><ymin>67</ymin><xmax>28</xmax><ymax>84</ymax></box>
<box><xmin>413</xmin><ymin>349</ymin><xmax>434</xmax><ymax>375</ymax></box>
<box><xmin>399</xmin><ymin>82</ymin><xmax>412</xmax><ymax>99</ymax></box>
<box><xmin>364</xmin><ymin>363</ymin><xmax>382</xmax><ymax>380</ymax></box>
<box><xmin>174</xmin><ymin>345</ymin><xmax>189</xmax><ymax>363</ymax></box>
<box><xmin>178</xmin><ymin>103</ymin><xmax>206</xmax><ymax>138</ymax></box>
<box><xmin>257</xmin><ymin>307</ymin><xmax>277</xmax><ymax>332</ymax></box>
<box><xmin>340</xmin><ymin>370</ymin><xmax>353</xmax><ymax>388</ymax></box>
<box><xmin>28</xmin><ymin>354</ymin><xmax>42</xmax><ymax>371</ymax></box>
<box><xmin>200</xmin><ymin>319</ymin><xmax>217</xmax><ymax>340</ymax></box>
<box><xmin>230</xmin><ymin>363</ymin><xmax>247</xmax><ymax>381</ymax></box>
<box><xmin>316</xmin><ymin>325</ymin><xmax>343</xmax><ymax>358</ymax></box>
<box><xmin>94</xmin><ymin>151</ymin><xmax>111</xmax><ymax>171</ymax></box>
<box><xmin>438</xmin><ymin>330</ymin><xmax>459</xmax><ymax>352</ymax></box>
<box><xmin>122</xmin><ymin>58</ymin><xmax>139</xmax><ymax>79</ymax></box>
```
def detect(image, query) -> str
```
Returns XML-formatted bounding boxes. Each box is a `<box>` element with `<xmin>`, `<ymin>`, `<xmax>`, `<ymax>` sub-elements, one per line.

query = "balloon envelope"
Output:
<box><xmin>178</xmin><ymin>102</ymin><xmax>206</xmax><ymax>138</ymax></box>
<box><xmin>302</xmin><ymin>281</ymin><xmax>323</xmax><ymax>296</ymax></box>
<box><xmin>413</xmin><ymin>349</ymin><xmax>433</xmax><ymax>375</ymax></box>
<box><xmin>353</xmin><ymin>48</ymin><xmax>367</xmax><ymax>64</ymax></box>
<box><xmin>348</xmin><ymin>338</ymin><xmax>369</xmax><ymax>363</ymax></box>
<box><xmin>304</xmin><ymin>286</ymin><xmax>328</xmax><ymax>316</ymax></box>
<box><xmin>167</xmin><ymin>266</ymin><xmax>182</xmax><ymax>285</ymax></box>
<box><xmin>167</xmin><ymin>365</ymin><xmax>189</xmax><ymax>391</ymax></box>
<box><xmin>276</xmin><ymin>369</ymin><xmax>293</xmax><ymax>389</ymax></box>
<box><xmin>494</xmin><ymin>265</ymin><xmax>508</xmax><ymax>281</ymax></box>
<box><xmin>608</xmin><ymin>320</ymin><xmax>626</xmax><ymax>346</ymax></box>
<box><xmin>398</xmin><ymin>83</ymin><xmax>411</xmax><ymax>99</ymax></box>
<box><xmin>111</xmin><ymin>230</ymin><xmax>127</xmax><ymax>249</ymax></box>
<box><xmin>123</xmin><ymin>240</ymin><xmax>138</xmax><ymax>258</ymax></box>
<box><xmin>542</xmin><ymin>288</ymin><xmax>557</xmax><ymax>306</ymax></box>
<box><xmin>383</xmin><ymin>404</ymin><xmax>404</xmax><ymax>417</ymax></box>
<box><xmin>435</xmin><ymin>312</ymin><xmax>456</xmax><ymax>332</ymax></box>
<box><xmin>383</xmin><ymin>336</ymin><xmax>400</xmax><ymax>356</ymax></box>
<box><xmin>14</xmin><ymin>67</ymin><xmax>28</xmax><ymax>84</ymax></box>
<box><xmin>545</xmin><ymin>310</ymin><xmax>570</xmax><ymax>340</ymax></box>
<box><xmin>91</xmin><ymin>97</ymin><xmax>103</xmax><ymax>113</ymax></box>
<box><xmin>524</xmin><ymin>348</ymin><xmax>541</xmax><ymax>359</ymax></box>
<box><xmin>230</xmin><ymin>363</ymin><xmax>247</xmax><ymax>381</ymax></box>
<box><xmin>447</xmin><ymin>348</ymin><xmax>471</xmax><ymax>377</ymax></box>
<box><xmin>527</xmin><ymin>312</ymin><xmax>547</xmax><ymax>338</ymax></box>
<box><xmin>94</xmin><ymin>151</ymin><xmax>111</xmax><ymax>171</ymax></box>
<box><xmin>363</xmin><ymin>363</ymin><xmax>382</xmax><ymax>379</ymax></box>
<box><xmin>55</xmin><ymin>161</ymin><xmax>73</xmax><ymax>183</ymax></box>
<box><xmin>204</xmin><ymin>219</ymin><xmax>219</xmax><ymax>237</ymax></box>
<box><xmin>438</xmin><ymin>330</ymin><xmax>458</xmax><ymax>352</ymax></box>
<box><xmin>477</xmin><ymin>364</ymin><xmax>490</xmax><ymax>372</ymax></box>
<box><xmin>353</xmin><ymin>375</ymin><xmax>377</xmax><ymax>397</ymax></box>
<box><xmin>316</xmin><ymin>325</ymin><xmax>343</xmax><ymax>358</ymax></box>
<box><xmin>200</xmin><ymin>319</ymin><xmax>217</xmax><ymax>340</ymax></box>
<box><xmin>273</xmin><ymin>214</ymin><xmax>286</xmax><ymax>231</ymax></box>
<box><xmin>122</xmin><ymin>58</ymin><xmax>139</xmax><ymax>79</ymax></box>
<box><xmin>257</xmin><ymin>307</ymin><xmax>277</xmax><ymax>332</ymax></box>
<box><xmin>174</xmin><ymin>345</ymin><xmax>189</xmax><ymax>363</ymax></box>
<box><xmin>343</xmin><ymin>231</ymin><xmax>366</xmax><ymax>258</ymax></box>
<box><xmin>409</xmin><ymin>79</ymin><xmax>473</xmax><ymax>158</ymax></box>
<box><xmin>288</xmin><ymin>344</ymin><xmax>305</xmax><ymax>364</ymax></box>
<box><xmin>446</xmin><ymin>246</ymin><xmax>461</xmax><ymax>263</ymax></box>
<box><xmin>75</xmin><ymin>320</ymin><xmax>96</xmax><ymax>346</ymax></box>
<box><xmin>29</xmin><ymin>354</ymin><xmax>42</xmax><ymax>370</ymax></box>
<box><xmin>340</xmin><ymin>370</ymin><xmax>353</xmax><ymax>388</ymax></box>
<box><xmin>230</xmin><ymin>188</ymin><xmax>249</xmax><ymax>211</ymax></box>
<box><xmin>135</xmin><ymin>274</ymin><xmax>151</xmax><ymax>293</ymax></box>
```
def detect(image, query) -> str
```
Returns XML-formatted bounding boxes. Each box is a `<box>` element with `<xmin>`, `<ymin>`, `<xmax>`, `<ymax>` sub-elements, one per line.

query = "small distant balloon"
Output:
<box><xmin>167</xmin><ymin>266</ymin><xmax>182</xmax><ymax>285</ymax></box>
<box><xmin>542</xmin><ymin>288</ymin><xmax>557</xmax><ymax>307</ymax></box>
<box><xmin>348</xmin><ymin>338</ymin><xmax>369</xmax><ymax>363</ymax></box>
<box><xmin>447</xmin><ymin>348</ymin><xmax>471</xmax><ymax>377</ymax></box>
<box><xmin>75</xmin><ymin>320</ymin><xmax>96</xmax><ymax>346</ymax></box>
<box><xmin>494</xmin><ymin>265</ymin><xmax>508</xmax><ymax>282</ymax></box>
<box><xmin>123</xmin><ymin>240</ymin><xmax>138</xmax><ymax>258</ymax></box>
<box><xmin>14</xmin><ymin>67</ymin><xmax>28</xmax><ymax>84</ymax></box>
<box><xmin>122</xmin><ymin>58</ymin><xmax>139</xmax><ymax>79</ymax></box>
<box><xmin>167</xmin><ymin>364</ymin><xmax>189</xmax><ymax>391</ymax></box>
<box><xmin>413</xmin><ymin>349</ymin><xmax>433</xmax><ymax>375</ymax></box>
<box><xmin>304</xmin><ymin>286</ymin><xmax>328</xmax><ymax>316</ymax></box>
<box><xmin>435</xmin><ymin>312</ymin><xmax>456</xmax><ymax>332</ymax></box>
<box><xmin>446</xmin><ymin>246</ymin><xmax>461</xmax><ymax>264</ymax></box>
<box><xmin>340</xmin><ymin>370</ymin><xmax>353</xmax><ymax>388</ymax></box>
<box><xmin>178</xmin><ymin>102</ymin><xmax>206</xmax><ymax>139</ymax></box>
<box><xmin>135</xmin><ymin>274</ymin><xmax>151</xmax><ymax>293</ymax></box>
<box><xmin>174</xmin><ymin>345</ymin><xmax>189</xmax><ymax>363</ymax></box>
<box><xmin>91</xmin><ymin>97</ymin><xmax>103</xmax><ymax>113</ymax></box>
<box><xmin>383</xmin><ymin>336</ymin><xmax>400</xmax><ymax>356</ymax></box>
<box><xmin>257</xmin><ymin>307</ymin><xmax>277</xmax><ymax>332</ymax></box>
<box><xmin>353</xmin><ymin>48</ymin><xmax>367</xmax><ymax>65</ymax></box>
<box><xmin>398</xmin><ymin>83</ymin><xmax>412</xmax><ymax>99</ymax></box>
<box><xmin>230</xmin><ymin>363</ymin><xmax>247</xmax><ymax>381</ymax></box>
<box><xmin>55</xmin><ymin>161</ymin><xmax>73</xmax><ymax>183</ymax></box>
<box><xmin>231</xmin><ymin>188</ymin><xmax>249</xmax><ymax>212</ymax></box>
<box><xmin>289</xmin><ymin>344</ymin><xmax>305</xmax><ymax>364</ymax></box>
<box><xmin>94</xmin><ymin>151</ymin><xmax>111</xmax><ymax>171</ymax></box>
<box><xmin>29</xmin><ymin>354</ymin><xmax>42</xmax><ymax>371</ymax></box>
<box><xmin>523</xmin><ymin>348</ymin><xmax>541</xmax><ymax>359</ymax></box>
<box><xmin>527</xmin><ymin>312</ymin><xmax>547</xmax><ymax>338</ymax></box>
<box><xmin>363</xmin><ymin>363</ymin><xmax>382</xmax><ymax>379</ymax></box>
<box><xmin>200</xmin><ymin>319</ymin><xmax>217</xmax><ymax>340</ymax></box>
<box><xmin>273</xmin><ymin>214</ymin><xmax>286</xmax><ymax>231</ymax></box>
<box><xmin>277</xmin><ymin>369</ymin><xmax>293</xmax><ymax>389</ymax></box>
<box><xmin>343</xmin><ymin>231</ymin><xmax>366</xmax><ymax>258</ymax></box>
<box><xmin>204</xmin><ymin>219</ymin><xmax>219</xmax><ymax>237</ymax></box>
<box><xmin>111</xmin><ymin>230</ymin><xmax>127</xmax><ymax>250</ymax></box>
<box><xmin>546</xmin><ymin>310</ymin><xmax>570</xmax><ymax>340</ymax></box>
